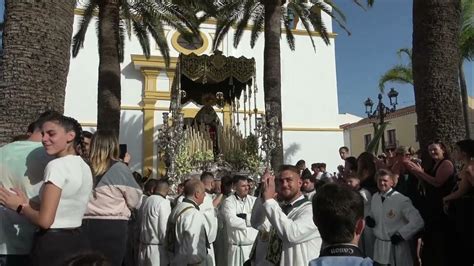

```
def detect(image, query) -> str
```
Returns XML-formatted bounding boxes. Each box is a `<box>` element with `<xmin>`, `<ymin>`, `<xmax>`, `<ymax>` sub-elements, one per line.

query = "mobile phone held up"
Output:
<box><xmin>119</xmin><ymin>144</ymin><xmax>127</xmax><ymax>160</ymax></box>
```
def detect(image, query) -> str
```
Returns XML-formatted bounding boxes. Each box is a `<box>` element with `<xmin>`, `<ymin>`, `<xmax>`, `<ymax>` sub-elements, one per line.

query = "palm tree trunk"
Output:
<box><xmin>413</xmin><ymin>0</ymin><xmax>464</xmax><ymax>166</ymax></box>
<box><xmin>459</xmin><ymin>61</ymin><xmax>470</xmax><ymax>138</ymax></box>
<box><xmin>97</xmin><ymin>0</ymin><xmax>121</xmax><ymax>137</ymax></box>
<box><xmin>0</xmin><ymin>0</ymin><xmax>75</xmax><ymax>145</ymax></box>
<box><xmin>263</xmin><ymin>0</ymin><xmax>284</xmax><ymax>170</ymax></box>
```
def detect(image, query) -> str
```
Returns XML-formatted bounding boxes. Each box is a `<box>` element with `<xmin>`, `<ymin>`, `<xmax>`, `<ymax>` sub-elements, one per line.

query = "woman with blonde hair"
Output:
<box><xmin>82</xmin><ymin>130</ymin><xmax>142</xmax><ymax>266</ymax></box>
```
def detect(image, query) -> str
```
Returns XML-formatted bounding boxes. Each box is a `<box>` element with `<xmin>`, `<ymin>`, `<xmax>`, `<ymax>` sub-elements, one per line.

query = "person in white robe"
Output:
<box><xmin>250</xmin><ymin>166</ymin><xmax>322</xmax><ymax>266</ymax></box>
<box><xmin>200</xmin><ymin>172</ymin><xmax>218</xmax><ymax>266</ymax></box>
<box><xmin>168</xmin><ymin>179</ymin><xmax>211</xmax><ymax>266</ymax></box>
<box><xmin>222</xmin><ymin>175</ymin><xmax>259</xmax><ymax>265</ymax></box>
<box><xmin>138</xmin><ymin>180</ymin><xmax>171</xmax><ymax>266</ymax></box>
<box><xmin>366</xmin><ymin>169</ymin><xmax>424</xmax><ymax>266</ymax></box>
<box><xmin>214</xmin><ymin>175</ymin><xmax>233</xmax><ymax>266</ymax></box>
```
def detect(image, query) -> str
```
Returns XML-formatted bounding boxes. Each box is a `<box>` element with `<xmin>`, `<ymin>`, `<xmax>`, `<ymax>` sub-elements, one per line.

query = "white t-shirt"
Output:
<box><xmin>40</xmin><ymin>155</ymin><xmax>92</xmax><ymax>229</ymax></box>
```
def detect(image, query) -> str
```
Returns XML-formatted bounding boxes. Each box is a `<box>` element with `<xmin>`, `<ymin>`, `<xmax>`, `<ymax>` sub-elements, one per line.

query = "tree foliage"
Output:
<box><xmin>72</xmin><ymin>0</ymin><xmax>199</xmax><ymax>66</ymax></box>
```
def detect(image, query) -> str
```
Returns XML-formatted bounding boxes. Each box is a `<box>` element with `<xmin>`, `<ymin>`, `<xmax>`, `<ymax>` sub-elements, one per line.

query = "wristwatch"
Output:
<box><xmin>16</xmin><ymin>203</ymin><xmax>27</xmax><ymax>214</ymax></box>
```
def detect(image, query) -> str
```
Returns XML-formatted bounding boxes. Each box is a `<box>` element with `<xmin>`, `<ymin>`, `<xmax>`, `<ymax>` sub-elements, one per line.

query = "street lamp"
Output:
<box><xmin>363</xmin><ymin>87</ymin><xmax>399</xmax><ymax>152</ymax></box>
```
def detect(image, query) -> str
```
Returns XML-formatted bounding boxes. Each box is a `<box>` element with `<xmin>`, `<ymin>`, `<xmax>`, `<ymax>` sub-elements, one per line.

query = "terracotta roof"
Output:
<box><xmin>340</xmin><ymin>105</ymin><xmax>416</xmax><ymax>130</ymax></box>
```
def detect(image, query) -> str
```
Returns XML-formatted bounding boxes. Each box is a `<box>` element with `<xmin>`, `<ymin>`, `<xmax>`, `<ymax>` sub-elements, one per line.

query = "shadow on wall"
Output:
<box><xmin>284</xmin><ymin>143</ymin><xmax>301</xmax><ymax>164</ymax></box>
<box><xmin>119</xmin><ymin>112</ymin><xmax>144</xmax><ymax>173</ymax></box>
<box><xmin>121</xmin><ymin>62</ymin><xmax>142</xmax><ymax>82</ymax></box>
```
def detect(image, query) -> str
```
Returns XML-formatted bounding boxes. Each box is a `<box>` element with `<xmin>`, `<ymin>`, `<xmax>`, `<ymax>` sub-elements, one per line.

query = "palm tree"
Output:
<box><xmin>380</xmin><ymin>0</ymin><xmax>473</xmax><ymax>138</ymax></box>
<box><xmin>378</xmin><ymin>48</ymin><xmax>413</xmax><ymax>92</ymax></box>
<box><xmin>72</xmin><ymin>0</ymin><xmax>197</xmax><ymax>136</ymax></box>
<box><xmin>208</xmin><ymin>0</ymin><xmax>372</xmax><ymax>169</ymax></box>
<box><xmin>0</xmin><ymin>1</ymin><xmax>76</xmax><ymax>145</ymax></box>
<box><xmin>412</xmin><ymin>0</ymin><xmax>465</xmax><ymax>167</ymax></box>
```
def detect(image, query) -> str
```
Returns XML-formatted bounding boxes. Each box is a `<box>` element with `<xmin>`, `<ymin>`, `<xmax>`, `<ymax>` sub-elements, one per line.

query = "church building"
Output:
<box><xmin>65</xmin><ymin>5</ymin><xmax>360</xmax><ymax>177</ymax></box>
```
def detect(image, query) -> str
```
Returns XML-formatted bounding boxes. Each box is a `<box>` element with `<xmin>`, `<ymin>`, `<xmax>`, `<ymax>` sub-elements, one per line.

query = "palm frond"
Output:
<box><xmin>118</xmin><ymin>20</ymin><xmax>126</xmax><ymax>63</ymax></box>
<box><xmin>460</xmin><ymin>28</ymin><xmax>474</xmax><ymax>61</ymax></box>
<box><xmin>351</xmin><ymin>0</ymin><xmax>374</xmax><ymax>10</ymax></box>
<box><xmin>282</xmin><ymin>8</ymin><xmax>296</xmax><ymax>51</ymax></box>
<box><xmin>396</xmin><ymin>48</ymin><xmax>412</xmax><ymax>61</ymax></box>
<box><xmin>212</xmin><ymin>1</ymin><xmax>244</xmax><ymax>51</ymax></box>
<box><xmin>461</xmin><ymin>0</ymin><xmax>474</xmax><ymax>61</ymax></box>
<box><xmin>233</xmin><ymin>0</ymin><xmax>259</xmax><ymax>49</ymax></box>
<box><xmin>132</xmin><ymin>20</ymin><xmax>151</xmax><ymax>58</ymax></box>
<box><xmin>250</xmin><ymin>7</ymin><xmax>265</xmax><ymax>48</ymax></box>
<box><xmin>307</xmin><ymin>6</ymin><xmax>330</xmax><ymax>46</ymax></box>
<box><xmin>288</xmin><ymin>2</ymin><xmax>316</xmax><ymax>51</ymax></box>
<box><xmin>319</xmin><ymin>1</ymin><xmax>351</xmax><ymax>36</ymax></box>
<box><xmin>119</xmin><ymin>0</ymin><xmax>132</xmax><ymax>40</ymax></box>
<box><xmin>145</xmin><ymin>15</ymin><xmax>170</xmax><ymax>66</ymax></box>
<box><xmin>323</xmin><ymin>0</ymin><xmax>347</xmax><ymax>22</ymax></box>
<box><xmin>378</xmin><ymin>65</ymin><xmax>413</xmax><ymax>92</ymax></box>
<box><xmin>72</xmin><ymin>0</ymin><xmax>98</xmax><ymax>57</ymax></box>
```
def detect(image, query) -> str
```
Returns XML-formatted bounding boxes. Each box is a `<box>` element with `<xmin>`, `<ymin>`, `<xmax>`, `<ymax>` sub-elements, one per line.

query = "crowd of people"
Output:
<box><xmin>0</xmin><ymin>111</ymin><xmax>473</xmax><ymax>266</ymax></box>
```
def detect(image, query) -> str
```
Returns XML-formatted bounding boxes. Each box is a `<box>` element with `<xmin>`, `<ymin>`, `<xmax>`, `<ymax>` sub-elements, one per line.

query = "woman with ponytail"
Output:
<box><xmin>82</xmin><ymin>130</ymin><xmax>142</xmax><ymax>266</ymax></box>
<box><xmin>0</xmin><ymin>111</ymin><xmax>93</xmax><ymax>266</ymax></box>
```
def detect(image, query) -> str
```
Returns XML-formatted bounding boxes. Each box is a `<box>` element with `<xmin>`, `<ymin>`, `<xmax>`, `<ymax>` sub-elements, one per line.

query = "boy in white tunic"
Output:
<box><xmin>139</xmin><ymin>180</ymin><xmax>171</xmax><ymax>266</ymax></box>
<box><xmin>251</xmin><ymin>166</ymin><xmax>322</xmax><ymax>266</ymax></box>
<box><xmin>366</xmin><ymin>169</ymin><xmax>424</xmax><ymax>266</ymax></box>
<box><xmin>222</xmin><ymin>175</ymin><xmax>259</xmax><ymax>265</ymax></box>
<box><xmin>168</xmin><ymin>179</ymin><xmax>211</xmax><ymax>266</ymax></box>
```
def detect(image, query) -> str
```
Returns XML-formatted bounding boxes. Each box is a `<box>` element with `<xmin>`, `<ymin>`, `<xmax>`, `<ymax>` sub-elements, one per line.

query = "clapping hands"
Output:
<box><xmin>261</xmin><ymin>169</ymin><xmax>278</xmax><ymax>201</ymax></box>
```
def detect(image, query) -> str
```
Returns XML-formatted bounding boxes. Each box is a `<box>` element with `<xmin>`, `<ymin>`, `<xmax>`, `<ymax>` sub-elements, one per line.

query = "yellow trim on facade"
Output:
<box><xmin>282</xmin><ymin>127</ymin><xmax>343</xmax><ymax>132</ymax></box>
<box><xmin>170</xmin><ymin>31</ymin><xmax>209</xmax><ymax>55</ymax></box>
<box><xmin>131</xmin><ymin>55</ymin><xmax>179</xmax><ymax>69</ymax></box>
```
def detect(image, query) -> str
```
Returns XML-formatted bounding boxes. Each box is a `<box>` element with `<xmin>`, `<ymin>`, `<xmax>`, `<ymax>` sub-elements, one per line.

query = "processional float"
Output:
<box><xmin>157</xmin><ymin>52</ymin><xmax>280</xmax><ymax>191</ymax></box>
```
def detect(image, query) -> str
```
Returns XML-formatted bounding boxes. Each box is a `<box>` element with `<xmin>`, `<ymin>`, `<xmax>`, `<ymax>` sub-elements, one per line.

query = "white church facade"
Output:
<box><xmin>65</xmin><ymin>7</ymin><xmax>361</xmax><ymax>177</ymax></box>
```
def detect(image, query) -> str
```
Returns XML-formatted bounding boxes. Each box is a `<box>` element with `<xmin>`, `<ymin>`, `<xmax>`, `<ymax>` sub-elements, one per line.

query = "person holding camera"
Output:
<box><xmin>221</xmin><ymin>175</ymin><xmax>258</xmax><ymax>265</ymax></box>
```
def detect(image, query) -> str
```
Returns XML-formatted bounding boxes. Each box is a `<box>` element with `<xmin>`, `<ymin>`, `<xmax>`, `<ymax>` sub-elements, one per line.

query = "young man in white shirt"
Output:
<box><xmin>199</xmin><ymin>172</ymin><xmax>218</xmax><ymax>265</ymax></box>
<box><xmin>251</xmin><ymin>165</ymin><xmax>322</xmax><ymax>266</ymax></box>
<box><xmin>222</xmin><ymin>175</ymin><xmax>258</xmax><ymax>265</ymax></box>
<box><xmin>139</xmin><ymin>179</ymin><xmax>172</xmax><ymax>266</ymax></box>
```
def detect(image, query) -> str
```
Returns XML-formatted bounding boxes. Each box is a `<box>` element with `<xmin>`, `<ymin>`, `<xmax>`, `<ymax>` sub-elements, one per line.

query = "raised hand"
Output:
<box><xmin>262</xmin><ymin>171</ymin><xmax>277</xmax><ymax>201</ymax></box>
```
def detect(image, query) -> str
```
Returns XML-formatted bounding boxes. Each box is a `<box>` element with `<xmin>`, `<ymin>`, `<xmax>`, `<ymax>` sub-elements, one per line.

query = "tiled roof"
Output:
<box><xmin>340</xmin><ymin>105</ymin><xmax>416</xmax><ymax>130</ymax></box>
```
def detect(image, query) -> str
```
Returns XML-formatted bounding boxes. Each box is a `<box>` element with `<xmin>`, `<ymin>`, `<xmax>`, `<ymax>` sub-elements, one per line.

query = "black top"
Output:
<box><xmin>422</xmin><ymin>159</ymin><xmax>456</xmax><ymax>229</ymax></box>
<box><xmin>320</xmin><ymin>244</ymin><xmax>365</xmax><ymax>258</ymax></box>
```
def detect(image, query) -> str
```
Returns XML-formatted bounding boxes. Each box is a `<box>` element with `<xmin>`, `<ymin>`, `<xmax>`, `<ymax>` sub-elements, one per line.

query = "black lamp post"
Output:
<box><xmin>364</xmin><ymin>88</ymin><xmax>399</xmax><ymax>152</ymax></box>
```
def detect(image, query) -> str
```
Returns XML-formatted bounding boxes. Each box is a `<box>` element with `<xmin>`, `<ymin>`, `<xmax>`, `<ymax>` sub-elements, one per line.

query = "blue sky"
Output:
<box><xmin>333</xmin><ymin>0</ymin><xmax>473</xmax><ymax>116</ymax></box>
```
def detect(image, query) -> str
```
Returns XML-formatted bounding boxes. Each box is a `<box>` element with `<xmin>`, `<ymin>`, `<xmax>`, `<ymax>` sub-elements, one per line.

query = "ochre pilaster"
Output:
<box><xmin>141</xmin><ymin>69</ymin><xmax>160</xmax><ymax>175</ymax></box>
